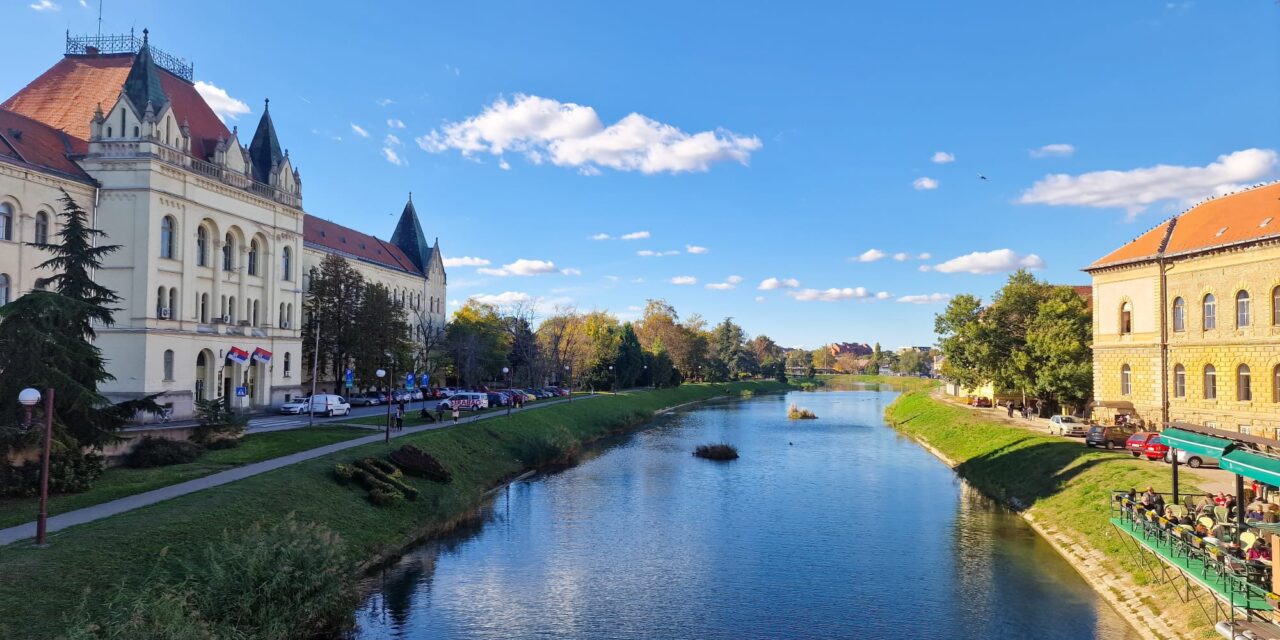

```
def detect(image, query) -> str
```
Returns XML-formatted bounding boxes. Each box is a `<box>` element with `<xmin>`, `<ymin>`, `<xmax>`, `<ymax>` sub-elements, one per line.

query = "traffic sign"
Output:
<box><xmin>235</xmin><ymin>386</ymin><xmax>248</xmax><ymax>397</ymax></box>
<box><xmin>345</xmin><ymin>368</ymin><xmax>354</xmax><ymax>389</ymax></box>
<box><xmin>406</xmin><ymin>372</ymin><xmax>416</xmax><ymax>388</ymax></box>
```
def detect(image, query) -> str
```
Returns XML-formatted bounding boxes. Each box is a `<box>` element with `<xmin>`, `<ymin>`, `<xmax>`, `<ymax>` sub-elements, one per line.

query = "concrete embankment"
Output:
<box><xmin>885</xmin><ymin>389</ymin><xmax>1210</xmax><ymax>640</ymax></box>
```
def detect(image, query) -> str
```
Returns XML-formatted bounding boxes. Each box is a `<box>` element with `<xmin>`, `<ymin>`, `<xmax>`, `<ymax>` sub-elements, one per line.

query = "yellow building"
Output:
<box><xmin>1086</xmin><ymin>182</ymin><xmax>1280</xmax><ymax>436</ymax></box>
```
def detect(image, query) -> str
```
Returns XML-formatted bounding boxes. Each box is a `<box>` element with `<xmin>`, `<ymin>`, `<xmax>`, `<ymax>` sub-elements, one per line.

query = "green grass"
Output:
<box><xmin>884</xmin><ymin>390</ymin><xmax>1214</xmax><ymax>636</ymax></box>
<box><xmin>0</xmin><ymin>426</ymin><xmax>370</xmax><ymax>530</ymax></box>
<box><xmin>0</xmin><ymin>381</ymin><xmax>790</xmax><ymax>639</ymax></box>
<box><xmin>817</xmin><ymin>373</ymin><xmax>938</xmax><ymax>392</ymax></box>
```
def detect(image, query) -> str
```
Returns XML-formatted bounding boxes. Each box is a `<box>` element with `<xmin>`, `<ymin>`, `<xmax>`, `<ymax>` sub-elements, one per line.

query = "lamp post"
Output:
<box><xmin>19</xmin><ymin>388</ymin><xmax>53</xmax><ymax>547</ymax></box>
<box><xmin>502</xmin><ymin>367</ymin><xmax>511</xmax><ymax>415</ymax></box>
<box><xmin>643</xmin><ymin>364</ymin><xmax>649</xmax><ymax>389</ymax></box>
<box><xmin>564</xmin><ymin>365</ymin><xmax>571</xmax><ymax>402</ymax></box>
<box><xmin>376</xmin><ymin>367</ymin><xmax>389</xmax><ymax>443</ymax></box>
<box><xmin>609</xmin><ymin>365</ymin><xmax>616</xmax><ymax>395</ymax></box>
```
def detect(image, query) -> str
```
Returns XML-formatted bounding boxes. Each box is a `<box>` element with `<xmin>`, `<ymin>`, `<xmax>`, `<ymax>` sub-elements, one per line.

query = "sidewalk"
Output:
<box><xmin>0</xmin><ymin>394</ymin><xmax>598</xmax><ymax>546</ymax></box>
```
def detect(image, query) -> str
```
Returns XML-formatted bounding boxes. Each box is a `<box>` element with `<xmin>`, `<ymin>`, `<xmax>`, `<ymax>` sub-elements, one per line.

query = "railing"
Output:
<box><xmin>66</xmin><ymin>31</ymin><xmax>194</xmax><ymax>82</ymax></box>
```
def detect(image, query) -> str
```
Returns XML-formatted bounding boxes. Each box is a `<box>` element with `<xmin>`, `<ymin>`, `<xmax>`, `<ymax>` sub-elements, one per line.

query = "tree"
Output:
<box><xmin>934</xmin><ymin>294</ymin><xmax>990</xmax><ymax>389</ymax></box>
<box><xmin>893</xmin><ymin>350</ymin><xmax>929</xmax><ymax>376</ymax></box>
<box><xmin>871</xmin><ymin>342</ymin><xmax>882</xmax><ymax>370</ymax></box>
<box><xmin>536</xmin><ymin>307</ymin><xmax>587</xmax><ymax>386</ymax></box>
<box><xmin>1025</xmin><ymin>287</ymin><xmax>1093</xmax><ymax>414</ymax></box>
<box><xmin>352</xmin><ymin>282</ymin><xmax>411</xmax><ymax>389</ymax></box>
<box><xmin>444</xmin><ymin>302</ymin><xmax>509</xmax><ymax>387</ymax></box>
<box><xmin>986</xmin><ymin>270</ymin><xmax>1052</xmax><ymax>400</ymax></box>
<box><xmin>614</xmin><ymin>323</ymin><xmax>645</xmax><ymax>388</ymax></box>
<box><xmin>811</xmin><ymin>348</ymin><xmax>835</xmax><ymax>371</ymax></box>
<box><xmin>499</xmin><ymin>301</ymin><xmax>541</xmax><ymax>386</ymax></box>
<box><xmin>302</xmin><ymin>254</ymin><xmax>365</xmax><ymax>388</ymax></box>
<box><xmin>411</xmin><ymin>308</ymin><xmax>446</xmax><ymax>387</ymax></box>
<box><xmin>581</xmin><ymin>311</ymin><xmax>621</xmax><ymax>390</ymax></box>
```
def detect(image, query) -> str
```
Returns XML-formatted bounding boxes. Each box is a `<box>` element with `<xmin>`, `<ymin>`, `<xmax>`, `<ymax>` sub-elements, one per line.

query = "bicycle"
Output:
<box><xmin>158</xmin><ymin>407</ymin><xmax>174</xmax><ymax>423</ymax></box>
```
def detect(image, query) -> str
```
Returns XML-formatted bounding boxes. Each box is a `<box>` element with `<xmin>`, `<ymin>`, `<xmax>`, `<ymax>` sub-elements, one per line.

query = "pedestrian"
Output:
<box><xmin>452</xmin><ymin>407</ymin><xmax>460</xmax><ymax>423</ymax></box>
<box><xmin>436</xmin><ymin>404</ymin><xmax>444</xmax><ymax>423</ymax></box>
<box><xmin>394</xmin><ymin>403</ymin><xmax>404</xmax><ymax>431</ymax></box>
<box><xmin>1006</xmin><ymin>401</ymin><xmax>1014</xmax><ymax>418</ymax></box>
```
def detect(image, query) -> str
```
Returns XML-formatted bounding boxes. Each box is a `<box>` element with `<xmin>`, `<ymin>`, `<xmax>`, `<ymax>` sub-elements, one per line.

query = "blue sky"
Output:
<box><xmin>5</xmin><ymin>1</ymin><xmax>1278</xmax><ymax>348</ymax></box>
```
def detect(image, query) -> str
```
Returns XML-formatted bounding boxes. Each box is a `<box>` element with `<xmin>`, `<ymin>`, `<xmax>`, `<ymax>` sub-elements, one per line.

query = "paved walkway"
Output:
<box><xmin>0</xmin><ymin>394</ymin><xmax>603</xmax><ymax>546</ymax></box>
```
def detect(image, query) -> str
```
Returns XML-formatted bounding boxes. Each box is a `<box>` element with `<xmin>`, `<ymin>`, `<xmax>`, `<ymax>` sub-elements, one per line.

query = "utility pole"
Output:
<box><xmin>308</xmin><ymin>320</ymin><xmax>320</xmax><ymax>427</ymax></box>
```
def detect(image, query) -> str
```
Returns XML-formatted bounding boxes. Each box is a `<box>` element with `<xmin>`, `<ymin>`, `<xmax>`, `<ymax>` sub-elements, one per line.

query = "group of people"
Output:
<box><xmin>1124</xmin><ymin>486</ymin><xmax>1273</xmax><ymax>563</ymax></box>
<box><xmin>1004</xmin><ymin>400</ymin><xmax>1036</xmax><ymax>420</ymax></box>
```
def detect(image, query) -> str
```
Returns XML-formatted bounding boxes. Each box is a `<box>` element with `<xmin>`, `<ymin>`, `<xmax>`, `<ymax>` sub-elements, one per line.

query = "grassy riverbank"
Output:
<box><xmin>815</xmin><ymin>373</ymin><xmax>936</xmax><ymax>392</ymax></box>
<box><xmin>0</xmin><ymin>381</ymin><xmax>789</xmax><ymax>639</ymax></box>
<box><xmin>885</xmin><ymin>389</ymin><xmax>1212</xmax><ymax>638</ymax></box>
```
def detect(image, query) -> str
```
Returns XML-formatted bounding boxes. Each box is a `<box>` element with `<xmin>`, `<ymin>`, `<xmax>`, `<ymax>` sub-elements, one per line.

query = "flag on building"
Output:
<box><xmin>227</xmin><ymin>347</ymin><xmax>250</xmax><ymax>364</ymax></box>
<box><xmin>252</xmin><ymin>347</ymin><xmax>273</xmax><ymax>363</ymax></box>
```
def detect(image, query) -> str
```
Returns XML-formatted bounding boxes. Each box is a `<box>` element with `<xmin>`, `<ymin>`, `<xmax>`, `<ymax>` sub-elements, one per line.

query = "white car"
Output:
<box><xmin>279</xmin><ymin>394</ymin><xmax>351</xmax><ymax>417</ymax></box>
<box><xmin>1049</xmin><ymin>415</ymin><xmax>1088</xmax><ymax>437</ymax></box>
<box><xmin>438</xmin><ymin>392</ymin><xmax>488</xmax><ymax>411</ymax></box>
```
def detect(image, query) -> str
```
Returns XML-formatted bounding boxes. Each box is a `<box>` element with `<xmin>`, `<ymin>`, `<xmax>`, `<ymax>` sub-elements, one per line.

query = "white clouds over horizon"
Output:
<box><xmin>758</xmin><ymin>277</ymin><xmax>800</xmax><ymax>290</ymax></box>
<box><xmin>855</xmin><ymin>249</ymin><xmax>886</xmax><ymax>263</ymax></box>
<box><xmin>620</xmin><ymin>231</ymin><xmax>650</xmax><ymax>240</ymax></box>
<box><xmin>924</xmin><ymin>249</ymin><xmax>1045</xmax><ymax>274</ymax></box>
<box><xmin>351</xmin><ymin>123</ymin><xmax>370</xmax><ymax>138</ymax></box>
<box><xmin>194</xmin><ymin>81</ymin><xmax>251</xmax><ymax>122</ymax></box>
<box><xmin>417</xmin><ymin>94</ymin><xmax>762</xmax><ymax>174</ymax></box>
<box><xmin>29</xmin><ymin>0</ymin><xmax>59</xmax><ymax>11</ymax></box>
<box><xmin>1029</xmin><ymin>143</ymin><xmax>1075</xmax><ymax>158</ymax></box>
<box><xmin>637</xmin><ymin>249</ymin><xmax>680</xmax><ymax>257</ymax></box>
<box><xmin>477</xmin><ymin>258</ymin><xmax>560</xmax><ymax>276</ymax></box>
<box><xmin>443</xmin><ymin>256</ymin><xmax>491</xmax><ymax>267</ymax></box>
<box><xmin>670</xmin><ymin>276</ymin><xmax>697</xmax><ymax>285</ymax></box>
<box><xmin>913</xmin><ymin>177</ymin><xmax>938</xmax><ymax>190</ymax></box>
<box><xmin>788</xmin><ymin>287</ymin><xmax>869</xmax><ymax>302</ymax></box>
<box><xmin>898</xmin><ymin>293</ymin><xmax>951</xmax><ymax>304</ymax></box>
<box><xmin>685</xmin><ymin>245</ymin><xmax>709</xmax><ymax>254</ymax></box>
<box><xmin>1018</xmin><ymin>148</ymin><xmax>1277</xmax><ymax>218</ymax></box>
<box><xmin>706</xmin><ymin>275</ymin><xmax>743</xmax><ymax>291</ymax></box>
<box><xmin>388</xmin><ymin>119</ymin><xmax>406</xmax><ymax>129</ymax></box>
<box><xmin>931</xmin><ymin>151</ymin><xmax>955</xmax><ymax>164</ymax></box>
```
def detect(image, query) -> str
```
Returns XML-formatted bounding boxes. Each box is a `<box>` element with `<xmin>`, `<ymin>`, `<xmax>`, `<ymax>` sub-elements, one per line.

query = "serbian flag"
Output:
<box><xmin>227</xmin><ymin>346</ymin><xmax>250</xmax><ymax>365</ymax></box>
<box><xmin>252</xmin><ymin>347</ymin><xmax>273</xmax><ymax>364</ymax></box>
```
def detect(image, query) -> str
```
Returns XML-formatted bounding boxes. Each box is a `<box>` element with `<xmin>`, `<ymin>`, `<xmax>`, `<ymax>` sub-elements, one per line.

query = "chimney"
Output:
<box><xmin>85</xmin><ymin>45</ymin><xmax>100</xmax><ymax>56</ymax></box>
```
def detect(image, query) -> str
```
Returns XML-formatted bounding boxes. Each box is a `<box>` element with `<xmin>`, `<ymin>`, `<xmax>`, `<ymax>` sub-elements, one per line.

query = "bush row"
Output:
<box><xmin>388</xmin><ymin>444</ymin><xmax>452</xmax><ymax>484</ymax></box>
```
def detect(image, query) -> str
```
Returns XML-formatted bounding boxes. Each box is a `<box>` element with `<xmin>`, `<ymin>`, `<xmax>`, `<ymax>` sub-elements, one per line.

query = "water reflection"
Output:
<box><xmin>353</xmin><ymin>389</ymin><xmax>1135</xmax><ymax>640</ymax></box>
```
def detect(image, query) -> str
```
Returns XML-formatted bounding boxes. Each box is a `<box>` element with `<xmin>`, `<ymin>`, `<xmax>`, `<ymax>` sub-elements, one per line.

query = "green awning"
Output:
<box><xmin>1160</xmin><ymin>427</ymin><xmax>1235</xmax><ymax>459</ymax></box>
<box><xmin>1220</xmin><ymin>450</ymin><xmax>1280</xmax><ymax>486</ymax></box>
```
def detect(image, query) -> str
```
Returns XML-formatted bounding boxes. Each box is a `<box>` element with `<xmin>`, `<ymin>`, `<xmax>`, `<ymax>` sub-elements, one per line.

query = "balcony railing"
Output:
<box><xmin>93</xmin><ymin>138</ymin><xmax>301</xmax><ymax>209</ymax></box>
<box><xmin>66</xmin><ymin>31</ymin><xmax>194</xmax><ymax>82</ymax></box>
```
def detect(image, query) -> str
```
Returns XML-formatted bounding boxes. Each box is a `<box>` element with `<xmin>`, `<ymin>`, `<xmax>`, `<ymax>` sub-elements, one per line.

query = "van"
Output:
<box><xmin>278</xmin><ymin>393</ymin><xmax>351</xmax><ymax>417</ymax></box>
<box><xmin>438</xmin><ymin>392</ymin><xmax>488</xmax><ymax>411</ymax></box>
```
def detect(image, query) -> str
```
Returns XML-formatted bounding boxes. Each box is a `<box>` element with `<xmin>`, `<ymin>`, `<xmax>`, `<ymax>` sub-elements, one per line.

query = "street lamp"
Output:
<box><xmin>609</xmin><ymin>365</ymin><xmax>616</xmax><ymax>395</ymax></box>
<box><xmin>376</xmin><ymin>367</ymin><xmax>390</xmax><ymax>443</ymax></box>
<box><xmin>18</xmin><ymin>387</ymin><xmax>53</xmax><ymax>547</ymax></box>
<box><xmin>564</xmin><ymin>365</ymin><xmax>571</xmax><ymax>402</ymax></box>
<box><xmin>502</xmin><ymin>367</ymin><xmax>511</xmax><ymax>415</ymax></box>
<box><xmin>644</xmin><ymin>364</ymin><xmax>650</xmax><ymax>389</ymax></box>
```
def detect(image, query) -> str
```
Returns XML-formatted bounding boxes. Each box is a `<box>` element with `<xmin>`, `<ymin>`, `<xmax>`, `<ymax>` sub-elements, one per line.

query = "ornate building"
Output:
<box><xmin>0</xmin><ymin>31</ymin><xmax>445</xmax><ymax>419</ymax></box>
<box><xmin>1086</xmin><ymin>182</ymin><xmax>1280</xmax><ymax>436</ymax></box>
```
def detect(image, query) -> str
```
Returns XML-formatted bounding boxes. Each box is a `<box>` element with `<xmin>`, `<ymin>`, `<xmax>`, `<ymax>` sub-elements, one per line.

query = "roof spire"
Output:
<box><xmin>122</xmin><ymin>27</ymin><xmax>169</xmax><ymax>114</ymax></box>
<box><xmin>248</xmin><ymin>97</ymin><xmax>284</xmax><ymax>183</ymax></box>
<box><xmin>390</xmin><ymin>194</ymin><xmax>432</xmax><ymax>272</ymax></box>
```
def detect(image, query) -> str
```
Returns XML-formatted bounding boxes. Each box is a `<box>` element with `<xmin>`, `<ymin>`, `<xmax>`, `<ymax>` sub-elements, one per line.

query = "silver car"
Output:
<box><xmin>1049</xmin><ymin>415</ymin><xmax>1088</xmax><ymax>437</ymax></box>
<box><xmin>1164</xmin><ymin>448</ymin><xmax>1219</xmax><ymax>469</ymax></box>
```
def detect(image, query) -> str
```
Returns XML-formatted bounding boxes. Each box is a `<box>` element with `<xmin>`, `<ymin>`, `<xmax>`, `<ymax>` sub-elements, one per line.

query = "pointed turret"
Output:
<box><xmin>390</xmin><ymin>192</ymin><xmax>432</xmax><ymax>272</ymax></box>
<box><xmin>248</xmin><ymin>98</ymin><xmax>284</xmax><ymax>183</ymax></box>
<box><xmin>122</xmin><ymin>29</ymin><xmax>169</xmax><ymax>115</ymax></box>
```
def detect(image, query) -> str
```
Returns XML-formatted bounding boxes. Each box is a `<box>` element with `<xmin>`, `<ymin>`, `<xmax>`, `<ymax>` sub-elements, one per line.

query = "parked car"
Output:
<box><xmin>279</xmin><ymin>394</ymin><xmax>351</xmax><ymax>417</ymax></box>
<box><xmin>972</xmin><ymin>397</ymin><xmax>993</xmax><ymax>408</ymax></box>
<box><xmin>1144</xmin><ymin>435</ymin><xmax>1170</xmax><ymax>461</ymax></box>
<box><xmin>1164</xmin><ymin>448</ymin><xmax>1219</xmax><ymax>469</ymax></box>
<box><xmin>349</xmin><ymin>392</ymin><xmax>382</xmax><ymax>407</ymax></box>
<box><xmin>438</xmin><ymin>392</ymin><xmax>489</xmax><ymax>411</ymax></box>
<box><xmin>1126</xmin><ymin>432</ymin><xmax>1160</xmax><ymax>458</ymax></box>
<box><xmin>1087</xmin><ymin>425</ymin><xmax>1137</xmax><ymax>449</ymax></box>
<box><xmin>1048</xmin><ymin>415</ymin><xmax>1088</xmax><ymax>437</ymax></box>
<box><xmin>486</xmin><ymin>392</ymin><xmax>507</xmax><ymax>407</ymax></box>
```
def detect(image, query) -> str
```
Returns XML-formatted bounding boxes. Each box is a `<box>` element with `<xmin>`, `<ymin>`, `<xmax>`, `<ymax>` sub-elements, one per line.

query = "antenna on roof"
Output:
<box><xmin>97</xmin><ymin>0</ymin><xmax>103</xmax><ymax>37</ymax></box>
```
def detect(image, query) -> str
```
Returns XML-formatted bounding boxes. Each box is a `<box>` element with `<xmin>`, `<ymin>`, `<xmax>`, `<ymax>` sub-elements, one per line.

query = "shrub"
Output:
<box><xmin>510</xmin><ymin>425</ymin><xmax>577</xmax><ymax>467</ymax></box>
<box><xmin>740</xmin><ymin>389</ymin><xmax>755</xmax><ymax>398</ymax></box>
<box><xmin>125</xmin><ymin>437</ymin><xmax>204</xmax><ymax>468</ymax></box>
<box><xmin>788</xmin><ymin>403</ymin><xmax>818</xmax><ymax>420</ymax></box>
<box><xmin>352</xmin><ymin>463</ymin><xmax>417</xmax><ymax>502</ymax></box>
<box><xmin>358</xmin><ymin>457</ymin><xmax>401</xmax><ymax>479</ymax></box>
<box><xmin>388</xmin><ymin>444</ymin><xmax>452</xmax><ymax>483</ymax></box>
<box><xmin>693</xmin><ymin>443</ymin><xmax>739</xmax><ymax>460</ymax></box>
<box><xmin>368</xmin><ymin>488</ymin><xmax>404</xmax><ymax>506</ymax></box>
<box><xmin>190</xmin><ymin>399</ymin><xmax>247</xmax><ymax>447</ymax></box>
<box><xmin>0</xmin><ymin>449</ymin><xmax>103</xmax><ymax>497</ymax></box>
<box><xmin>333</xmin><ymin>463</ymin><xmax>355</xmax><ymax>484</ymax></box>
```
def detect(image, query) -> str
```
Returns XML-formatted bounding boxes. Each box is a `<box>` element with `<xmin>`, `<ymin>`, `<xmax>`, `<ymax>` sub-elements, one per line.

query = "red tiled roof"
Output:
<box><xmin>1069</xmin><ymin>285</ymin><xmax>1093</xmax><ymax>310</ymax></box>
<box><xmin>0</xmin><ymin>108</ymin><xmax>92</xmax><ymax>182</ymax></box>
<box><xmin>2</xmin><ymin>53</ymin><xmax>231</xmax><ymax>160</ymax></box>
<box><xmin>303</xmin><ymin>214</ymin><xmax>423</xmax><ymax>276</ymax></box>
<box><xmin>1088</xmin><ymin>182</ymin><xmax>1280</xmax><ymax>269</ymax></box>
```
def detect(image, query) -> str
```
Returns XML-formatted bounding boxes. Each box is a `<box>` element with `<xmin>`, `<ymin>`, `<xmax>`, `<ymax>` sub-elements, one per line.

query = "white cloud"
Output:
<box><xmin>755</xmin><ymin>296</ymin><xmax>766</xmax><ymax>303</ymax></box>
<box><xmin>29</xmin><ymin>0</ymin><xmax>58</xmax><ymax>10</ymax></box>
<box><xmin>685</xmin><ymin>245</ymin><xmax>709</xmax><ymax>254</ymax></box>
<box><xmin>621</xmin><ymin>231</ymin><xmax>650</xmax><ymax>240</ymax></box>
<box><xmin>630</xmin><ymin>277</ymin><xmax>645</xmax><ymax>283</ymax></box>
<box><xmin>443</xmin><ymin>256</ymin><xmax>491</xmax><ymax>267</ymax></box>
<box><xmin>855</xmin><ymin>249</ymin><xmax>887</xmax><ymax>263</ymax></box>
<box><xmin>469</xmin><ymin>291</ymin><xmax>532</xmax><ymax>306</ymax></box>
<box><xmin>591</xmin><ymin>233</ymin><xmax>611</xmax><ymax>240</ymax></box>
<box><xmin>898</xmin><ymin>293</ymin><xmax>951</xmax><ymax>304</ymax></box>
<box><xmin>1029</xmin><ymin>143</ymin><xmax>1075</xmax><ymax>158</ymax></box>
<box><xmin>376</xmin><ymin>98</ymin><xmax>394</xmax><ymax>107</ymax></box>
<box><xmin>477</xmin><ymin>258</ymin><xmax>559</xmax><ymax>277</ymax></box>
<box><xmin>706</xmin><ymin>275</ymin><xmax>743</xmax><ymax>291</ymax></box>
<box><xmin>444</xmin><ymin>64</ymin><xmax>462</xmax><ymax>77</ymax></box>
<box><xmin>917</xmin><ymin>252</ymin><xmax>932</xmax><ymax>260</ymax></box>
<box><xmin>876</xmin><ymin>291</ymin><xmax>892</xmax><ymax>300</ymax></box>
<box><xmin>417</xmin><ymin>93</ymin><xmax>762</xmax><ymax>174</ymax></box>
<box><xmin>913</xmin><ymin>177</ymin><xmax>939</xmax><ymax>190</ymax></box>
<box><xmin>388</xmin><ymin>118</ymin><xmax>406</xmax><ymax>129</ymax></box>
<box><xmin>788</xmin><ymin>287</ymin><xmax>869</xmax><ymax>302</ymax></box>
<box><xmin>758</xmin><ymin>277</ymin><xmax>800</xmax><ymax>290</ymax></box>
<box><xmin>194</xmin><ymin>81</ymin><xmax>250</xmax><ymax>122</ymax></box>
<box><xmin>499</xmin><ymin>159</ymin><xmax>511</xmax><ymax>170</ymax></box>
<box><xmin>384</xmin><ymin>134</ymin><xmax>402</xmax><ymax>147</ymax></box>
<box><xmin>382</xmin><ymin>147</ymin><xmax>406</xmax><ymax>166</ymax></box>
<box><xmin>561</xmin><ymin>267</ymin><xmax>582</xmax><ymax>276</ymax></box>
<box><xmin>670</xmin><ymin>276</ymin><xmax>698</xmax><ymax>286</ymax></box>
<box><xmin>893</xmin><ymin>252</ymin><xmax>908</xmax><ymax>261</ymax></box>
<box><xmin>637</xmin><ymin>249</ymin><xmax>680</xmax><ymax>257</ymax></box>
<box><xmin>78</xmin><ymin>0</ymin><xmax>86</xmax><ymax>6</ymax></box>
<box><xmin>350</xmin><ymin>123</ymin><xmax>370</xmax><ymax>138</ymax></box>
<box><xmin>726</xmin><ymin>275</ymin><xmax>743</xmax><ymax>284</ymax></box>
<box><xmin>1018</xmin><ymin>148</ymin><xmax>1277</xmax><ymax>217</ymax></box>
<box><xmin>928</xmin><ymin>249</ymin><xmax>1045</xmax><ymax>274</ymax></box>
<box><xmin>931</xmin><ymin>151</ymin><xmax>955</xmax><ymax>164</ymax></box>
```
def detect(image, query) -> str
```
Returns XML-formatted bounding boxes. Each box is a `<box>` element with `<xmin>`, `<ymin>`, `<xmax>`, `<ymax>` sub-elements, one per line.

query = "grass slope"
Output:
<box><xmin>0</xmin><ymin>426</ymin><xmax>371</xmax><ymax>530</ymax></box>
<box><xmin>885</xmin><ymin>389</ymin><xmax>1213</xmax><ymax>637</ymax></box>
<box><xmin>0</xmin><ymin>382</ymin><xmax>787</xmax><ymax>639</ymax></box>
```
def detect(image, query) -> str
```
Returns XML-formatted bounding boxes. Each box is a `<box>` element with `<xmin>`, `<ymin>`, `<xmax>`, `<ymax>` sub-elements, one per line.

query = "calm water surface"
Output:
<box><xmin>353</xmin><ymin>388</ymin><xmax>1137</xmax><ymax>639</ymax></box>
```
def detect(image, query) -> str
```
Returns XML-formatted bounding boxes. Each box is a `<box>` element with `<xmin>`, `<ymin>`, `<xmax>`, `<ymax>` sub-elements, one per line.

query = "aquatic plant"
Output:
<box><xmin>693</xmin><ymin>443</ymin><xmax>739</xmax><ymax>460</ymax></box>
<box><xmin>788</xmin><ymin>403</ymin><xmax>817</xmax><ymax>420</ymax></box>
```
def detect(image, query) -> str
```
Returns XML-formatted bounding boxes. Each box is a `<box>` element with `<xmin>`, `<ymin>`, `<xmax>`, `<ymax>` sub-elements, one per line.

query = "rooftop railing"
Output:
<box><xmin>65</xmin><ymin>31</ymin><xmax>194</xmax><ymax>82</ymax></box>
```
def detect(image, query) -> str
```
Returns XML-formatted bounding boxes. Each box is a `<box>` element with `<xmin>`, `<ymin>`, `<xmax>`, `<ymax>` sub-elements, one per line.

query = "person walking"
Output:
<box><xmin>394</xmin><ymin>402</ymin><xmax>405</xmax><ymax>432</ymax></box>
<box><xmin>1006</xmin><ymin>401</ymin><xmax>1014</xmax><ymax>418</ymax></box>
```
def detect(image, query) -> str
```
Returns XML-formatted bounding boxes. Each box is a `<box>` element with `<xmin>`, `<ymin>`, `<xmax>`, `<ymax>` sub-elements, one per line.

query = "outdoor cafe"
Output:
<box><xmin>1112</xmin><ymin>422</ymin><xmax>1280</xmax><ymax>639</ymax></box>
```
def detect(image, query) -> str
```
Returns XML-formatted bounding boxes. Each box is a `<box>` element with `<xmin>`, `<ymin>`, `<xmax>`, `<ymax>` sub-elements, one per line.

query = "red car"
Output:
<box><xmin>1126</xmin><ymin>432</ymin><xmax>1159</xmax><ymax>458</ymax></box>
<box><xmin>1143</xmin><ymin>435</ymin><xmax>1169</xmax><ymax>461</ymax></box>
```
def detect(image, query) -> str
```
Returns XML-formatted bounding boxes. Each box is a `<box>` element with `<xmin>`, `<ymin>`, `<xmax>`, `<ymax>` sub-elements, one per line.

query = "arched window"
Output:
<box><xmin>196</xmin><ymin>226</ymin><xmax>208</xmax><ymax>267</ymax></box>
<box><xmin>1120</xmin><ymin>364</ymin><xmax>1131</xmax><ymax>395</ymax></box>
<box><xmin>228</xmin><ymin>296</ymin><xmax>236</xmax><ymax>323</ymax></box>
<box><xmin>200</xmin><ymin>293</ymin><xmax>209</xmax><ymax>323</ymax></box>
<box><xmin>160</xmin><ymin>216</ymin><xmax>176</xmax><ymax>259</ymax></box>
<box><xmin>163</xmin><ymin>349</ymin><xmax>175</xmax><ymax>381</ymax></box>
<box><xmin>1273</xmin><ymin>286</ymin><xmax>1280</xmax><ymax>326</ymax></box>
<box><xmin>279</xmin><ymin>302</ymin><xmax>286</xmax><ymax>326</ymax></box>
<box><xmin>1171</xmin><ymin>297</ymin><xmax>1185</xmax><ymax>332</ymax></box>
<box><xmin>156</xmin><ymin>286</ymin><xmax>166</xmax><ymax>317</ymax></box>
<box><xmin>252</xmin><ymin>299</ymin><xmax>260</xmax><ymax>326</ymax></box>
<box><xmin>0</xmin><ymin>273</ymin><xmax>9</xmax><ymax>305</ymax></box>
<box><xmin>168</xmin><ymin>287</ymin><xmax>178</xmax><ymax>318</ymax></box>
<box><xmin>281</xmin><ymin>247</ymin><xmax>293</xmax><ymax>281</ymax></box>
<box><xmin>1237</xmin><ymin>291</ymin><xmax>1251</xmax><ymax>328</ymax></box>
<box><xmin>0</xmin><ymin>202</ymin><xmax>13</xmax><ymax>241</ymax></box>
<box><xmin>1119</xmin><ymin>302</ymin><xmax>1133</xmax><ymax>335</ymax></box>
<box><xmin>1203</xmin><ymin>294</ymin><xmax>1217</xmax><ymax>330</ymax></box>
<box><xmin>1274</xmin><ymin>365</ymin><xmax>1280</xmax><ymax>403</ymax></box>
<box><xmin>1174</xmin><ymin>364</ymin><xmax>1186</xmax><ymax>398</ymax></box>
<box><xmin>287</xmin><ymin>303</ymin><xmax>294</xmax><ymax>328</ymax></box>
<box><xmin>283</xmin><ymin>352</ymin><xmax>292</xmax><ymax>378</ymax></box>
<box><xmin>223</xmin><ymin>233</ymin><xmax>234</xmax><ymax>271</ymax></box>
<box><xmin>1238</xmin><ymin>364</ymin><xmax>1252</xmax><ymax>401</ymax></box>
<box><xmin>34</xmin><ymin>211</ymin><xmax>49</xmax><ymax>244</ymax></box>
<box><xmin>248</xmin><ymin>240</ymin><xmax>260</xmax><ymax>276</ymax></box>
<box><xmin>1204</xmin><ymin>365</ymin><xmax>1217</xmax><ymax>400</ymax></box>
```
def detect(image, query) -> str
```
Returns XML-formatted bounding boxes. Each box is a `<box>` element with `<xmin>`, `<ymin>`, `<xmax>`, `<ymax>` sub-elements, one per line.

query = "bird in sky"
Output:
<box><xmin>977</xmin><ymin>173</ymin><xmax>988</xmax><ymax>181</ymax></box>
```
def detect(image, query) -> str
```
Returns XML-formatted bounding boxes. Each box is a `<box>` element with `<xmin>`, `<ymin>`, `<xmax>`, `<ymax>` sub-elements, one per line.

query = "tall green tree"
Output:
<box><xmin>1024</xmin><ymin>287</ymin><xmax>1093</xmax><ymax>413</ymax></box>
<box><xmin>302</xmin><ymin>254</ymin><xmax>365</xmax><ymax>388</ymax></box>
<box><xmin>986</xmin><ymin>270</ymin><xmax>1052</xmax><ymax>398</ymax></box>
<box><xmin>614</xmin><ymin>323</ymin><xmax>645</xmax><ymax>388</ymax></box>
<box><xmin>444</xmin><ymin>302</ymin><xmax>509</xmax><ymax>387</ymax></box>
<box><xmin>934</xmin><ymin>294</ymin><xmax>990</xmax><ymax>389</ymax></box>
<box><xmin>352</xmin><ymin>282</ymin><xmax>411</xmax><ymax>388</ymax></box>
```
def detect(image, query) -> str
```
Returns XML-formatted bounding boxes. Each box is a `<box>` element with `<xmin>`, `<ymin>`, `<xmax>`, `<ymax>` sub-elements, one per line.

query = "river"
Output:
<box><xmin>352</xmin><ymin>387</ymin><xmax>1138</xmax><ymax>639</ymax></box>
